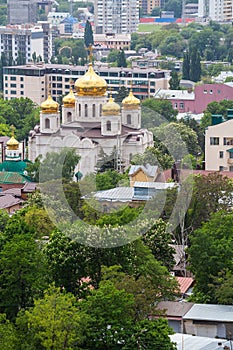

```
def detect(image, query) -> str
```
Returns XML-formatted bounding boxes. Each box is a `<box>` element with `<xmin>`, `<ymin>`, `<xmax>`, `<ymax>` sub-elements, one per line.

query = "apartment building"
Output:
<box><xmin>0</xmin><ymin>24</ymin><xmax>53</xmax><ymax>64</ymax></box>
<box><xmin>198</xmin><ymin>0</ymin><xmax>233</xmax><ymax>21</ymax></box>
<box><xmin>94</xmin><ymin>0</ymin><xmax>139</xmax><ymax>34</ymax></box>
<box><xmin>94</xmin><ymin>33</ymin><xmax>131</xmax><ymax>50</ymax></box>
<box><xmin>3</xmin><ymin>63</ymin><xmax>170</xmax><ymax>105</ymax></box>
<box><xmin>205</xmin><ymin>111</ymin><xmax>233</xmax><ymax>171</ymax></box>
<box><xmin>7</xmin><ymin>0</ymin><xmax>37</xmax><ymax>25</ymax></box>
<box><xmin>139</xmin><ymin>0</ymin><xmax>160</xmax><ymax>15</ymax></box>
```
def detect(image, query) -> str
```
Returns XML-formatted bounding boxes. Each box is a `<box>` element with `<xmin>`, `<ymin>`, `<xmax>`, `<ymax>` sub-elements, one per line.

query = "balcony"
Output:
<box><xmin>227</xmin><ymin>158</ymin><xmax>233</xmax><ymax>164</ymax></box>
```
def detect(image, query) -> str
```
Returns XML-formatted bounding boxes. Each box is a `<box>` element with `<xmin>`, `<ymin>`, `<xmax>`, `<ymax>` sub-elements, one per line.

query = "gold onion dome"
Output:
<box><xmin>74</xmin><ymin>63</ymin><xmax>107</xmax><ymax>97</ymax></box>
<box><xmin>102</xmin><ymin>95</ymin><xmax>120</xmax><ymax>116</ymax></box>
<box><xmin>122</xmin><ymin>90</ymin><xmax>140</xmax><ymax>109</ymax></box>
<box><xmin>41</xmin><ymin>94</ymin><xmax>59</xmax><ymax>114</ymax></box>
<box><xmin>7</xmin><ymin>136</ymin><xmax>19</xmax><ymax>150</ymax></box>
<box><xmin>63</xmin><ymin>87</ymin><xmax>76</xmax><ymax>108</ymax></box>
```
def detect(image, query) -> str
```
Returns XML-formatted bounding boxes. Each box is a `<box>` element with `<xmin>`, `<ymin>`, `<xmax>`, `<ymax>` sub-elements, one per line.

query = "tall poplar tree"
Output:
<box><xmin>190</xmin><ymin>47</ymin><xmax>201</xmax><ymax>82</ymax></box>
<box><xmin>84</xmin><ymin>20</ymin><xmax>94</xmax><ymax>48</ymax></box>
<box><xmin>182</xmin><ymin>51</ymin><xmax>190</xmax><ymax>80</ymax></box>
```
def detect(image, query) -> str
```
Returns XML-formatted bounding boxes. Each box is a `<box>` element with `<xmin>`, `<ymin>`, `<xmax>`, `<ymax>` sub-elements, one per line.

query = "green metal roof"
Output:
<box><xmin>0</xmin><ymin>160</ymin><xmax>28</xmax><ymax>173</ymax></box>
<box><xmin>0</xmin><ymin>171</ymin><xmax>32</xmax><ymax>184</ymax></box>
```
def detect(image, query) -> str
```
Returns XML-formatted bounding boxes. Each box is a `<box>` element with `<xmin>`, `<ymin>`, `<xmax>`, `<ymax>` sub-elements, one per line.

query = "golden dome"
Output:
<box><xmin>74</xmin><ymin>64</ymin><xmax>107</xmax><ymax>97</ymax></box>
<box><xmin>41</xmin><ymin>94</ymin><xmax>59</xmax><ymax>114</ymax></box>
<box><xmin>63</xmin><ymin>87</ymin><xmax>76</xmax><ymax>108</ymax></box>
<box><xmin>122</xmin><ymin>90</ymin><xmax>140</xmax><ymax>109</ymax></box>
<box><xmin>7</xmin><ymin>136</ymin><xmax>19</xmax><ymax>150</ymax></box>
<box><xmin>102</xmin><ymin>95</ymin><xmax>120</xmax><ymax>116</ymax></box>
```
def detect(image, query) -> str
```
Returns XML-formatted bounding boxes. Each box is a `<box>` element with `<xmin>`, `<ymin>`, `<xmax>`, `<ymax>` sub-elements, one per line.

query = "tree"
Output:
<box><xmin>123</xmin><ymin>319</ymin><xmax>176</xmax><ymax>350</ymax></box>
<box><xmin>169</xmin><ymin>70</ymin><xmax>180</xmax><ymax>90</ymax></box>
<box><xmin>84</xmin><ymin>20</ymin><xmax>93</xmax><ymax>48</ymax></box>
<box><xmin>0</xmin><ymin>234</ymin><xmax>49</xmax><ymax>320</ymax></box>
<box><xmin>187</xmin><ymin>173</ymin><xmax>233</xmax><ymax>231</ymax></box>
<box><xmin>142</xmin><ymin>99</ymin><xmax>178</xmax><ymax>126</ymax></box>
<box><xmin>24</xmin><ymin>284</ymin><xmax>83</xmax><ymax>350</ymax></box>
<box><xmin>182</xmin><ymin>51</ymin><xmax>190</xmax><ymax>80</ymax></box>
<box><xmin>28</xmin><ymin>148</ymin><xmax>80</xmax><ymax>183</ymax></box>
<box><xmin>0</xmin><ymin>314</ymin><xmax>18</xmax><ymax>350</ymax></box>
<box><xmin>164</xmin><ymin>0</ymin><xmax>182</xmax><ymax>18</ymax></box>
<box><xmin>189</xmin><ymin>47</ymin><xmax>201</xmax><ymax>82</ymax></box>
<box><xmin>188</xmin><ymin>211</ymin><xmax>233</xmax><ymax>303</ymax></box>
<box><xmin>45</xmin><ymin>230</ymin><xmax>90</xmax><ymax>295</ymax></box>
<box><xmin>114</xmin><ymin>86</ymin><xmax>129</xmax><ymax>102</ymax></box>
<box><xmin>142</xmin><ymin>219</ymin><xmax>175</xmax><ymax>270</ymax></box>
<box><xmin>80</xmin><ymin>279</ymin><xmax>135</xmax><ymax>349</ymax></box>
<box><xmin>131</xmin><ymin>146</ymin><xmax>174</xmax><ymax>170</ymax></box>
<box><xmin>152</xmin><ymin>122</ymin><xmax>201</xmax><ymax>160</ymax></box>
<box><xmin>117</xmin><ymin>49</ymin><xmax>127</xmax><ymax>68</ymax></box>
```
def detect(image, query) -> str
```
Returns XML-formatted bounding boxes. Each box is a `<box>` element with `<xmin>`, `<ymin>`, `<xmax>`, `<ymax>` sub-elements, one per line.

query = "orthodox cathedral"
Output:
<box><xmin>28</xmin><ymin>59</ymin><xmax>154</xmax><ymax>176</ymax></box>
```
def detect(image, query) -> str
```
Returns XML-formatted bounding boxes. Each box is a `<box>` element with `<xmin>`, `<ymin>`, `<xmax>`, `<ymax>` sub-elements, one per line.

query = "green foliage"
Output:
<box><xmin>188</xmin><ymin>211</ymin><xmax>233</xmax><ymax>303</ymax></box>
<box><xmin>189</xmin><ymin>48</ymin><xmax>201</xmax><ymax>82</ymax></box>
<box><xmin>123</xmin><ymin>319</ymin><xmax>176</xmax><ymax>350</ymax></box>
<box><xmin>131</xmin><ymin>146</ymin><xmax>174</xmax><ymax>170</ymax></box>
<box><xmin>96</xmin><ymin>206</ymin><xmax>142</xmax><ymax>227</ymax></box>
<box><xmin>159</xmin><ymin>34</ymin><xmax>185</xmax><ymax>58</ymax></box>
<box><xmin>25</xmin><ymin>284</ymin><xmax>83</xmax><ymax>350</ymax></box>
<box><xmin>0</xmin><ymin>234</ymin><xmax>49</xmax><ymax>320</ymax></box>
<box><xmin>182</xmin><ymin>51</ymin><xmax>190</xmax><ymax>80</ymax></box>
<box><xmin>169</xmin><ymin>70</ymin><xmax>180</xmax><ymax>90</ymax></box>
<box><xmin>53</xmin><ymin>38</ymin><xmax>86</xmax><ymax>65</ymax></box>
<box><xmin>151</xmin><ymin>122</ymin><xmax>201</xmax><ymax>160</ymax></box>
<box><xmin>27</xmin><ymin>148</ymin><xmax>80</xmax><ymax>183</ymax></box>
<box><xmin>201</xmin><ymin>100</ymin><xmax>233</xmax><ymax>128</ymax></box>
<box><xmin>142</xmin><ymin>98</ymin><xmax>178</xmax><ymax>126</ymax></box>
<box><xmin>0</xmin><ymin>314</ymin><xmax>18</xmax><ymax>350</ymax></box>
<box><xmin>114</xmin><ymin>86</ymin><xmax>129</xmax><ymax>102</ymax></box>
<box><xmin>117</xmin><ymin>49</ymin><xmax>127</xmax><ymax>67</ymax></box>
<box><xmin>84</xmin><ymin>20</ymin><xmax>94</xmax><ymax>48</ymax></box>
<box><xmin>96</xmin><ymin>169</ymin><xmax>129</xmax><ymax>191</ymax></box>
<box><xmin>164</xmin><ymin>0</ymin><xmax>182</xmax><ymax>18</ymax></box>
<box><xmin>142</xmin><ymin>218</ymin><xmax>175</xmax><ymax>270</ymax></box>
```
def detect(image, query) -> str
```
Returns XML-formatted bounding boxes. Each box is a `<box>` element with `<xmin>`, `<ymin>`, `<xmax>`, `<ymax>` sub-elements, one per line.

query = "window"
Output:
<box><xmin>224</xmin><ymin>137</ymin><xmax>233</xmax><ymax>145</ymax></box>
<box><xmin>127</xmin><ymin>114</ymin><xmax>131</xmax><ymax>124</ymax></box>
<box><xmin>11</xmin><ymin>91</ymin><xmax>16</xmax><ymax>95</ymax></box>
<box><xmin>20</xmin><ymin>84</ymin><xmax>23</xmax><ymax>88</ymax></box>
<box><xmin>20</xmin><ymin>77</ymin><xmax>23</xmax><ymax>81</ymax></box>
<box><xmin>219</xmin><ymin>166</ymin><xmax>224</xmax><ymax>171</ymax></box>
<box><xmin>230</xmin><ymin>166</ymin><xmax>233</xmax><ymax>172</ymax></box>
<box><xmin>20</xmin><ymin>91</ymin><xmax>24</xmax><ymax>95</ymax></box>
<box><xmin>10</xmin><ymin>76</ymin><xmax>16</xmax><ymax>81</ymax></box>
<box><xmin>79</xmin><ymin>104</ymin><xmax>81</xmax><ymax>117</ymax></box>
<box><xmin>106</xmin><ymin>121</ymin><xmax>111</xmax><ymax>131</ymax></box>
<box><xmin>93</xmin><ymin>104</ymin><xmax>96</xmax><ymax>118</ymax></box>
<box><xmin>204</xmin><ymin>89</ymin><xmax>207</xmax><ymax>94</ymax></box>
<box><xmin>210</xmin><ymin>89</ymin><xmax>213</xmax><ymax>94</ymax></box>
<box><xmin>67</xmin><ymin>112</ymin><xmax>72</xmax><ymax>122</ymax></box>
<box><xmin>210</xmin><ymin>137</ymin><xmax>219</xmax><ymax>145</ymax></box>
<box><xmin>219</xmin><ymin>151</ymin><xmax>224</xmax><ymax>158</ymax></box>
<box><xmin>45</xmin><ymin>118</ymin><xmax>50</xmax><ymax>129</ymax></box>
<box><xmin>230</xmin><ymin>152</ymin><xmax>233</xmax><ymax>159</ymax></box>
<box><xmin>179</xmin><ymin>102</ymin><xmax>184</xmax><ymax>109</ymax></box>
<box><xmin>10</xmin><ymin>83</ymin><xmax>16</xmax><ymax>88</ymax></box>
<box><xmin>174</xmin><ymin>102</ymin><xmax>178</xmax><ymax>109</ymax></box>
<box><xmin>85</xmin><ymin>104</ymin><xmax>88</xmax><ymax>117</ymax></box>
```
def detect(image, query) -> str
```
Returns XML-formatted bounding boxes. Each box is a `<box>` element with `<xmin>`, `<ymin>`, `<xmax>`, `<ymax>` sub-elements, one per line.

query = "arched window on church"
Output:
<box><xmin>57</xmin><ymin>118</ymin><xmax>59</xmax><ymax>127</ymax></box>
<box><xmin>45</xmin><ymin>118</ymin><xmax>50</xmax><ymax>129</ymax></box>
<box><xmin>93</xmin><ymin>104</ymin><xmax>96</xmax><ymax>118</ymax></box>
<box><xmin>127</xmin><ymin>114</ymin><xmax>131</xmax><ymax>124</ymax></box>
<box><xmin>79</xmin><ymin>104</ymin><xmax>81</xmax><ymax>117</ymax></box>
<box><xmin>85</xmin><ymin>104</ymin><xmax>88</xmax><ymax>117</ymax></box>
<box><xmin>67</xmin><ymin>112</ymin><xmax>72</xmax><ymax>122</ymax></box>
<box><xmin>106</xmin><ymin>121</ymin><xmax>111</xmax><ymax>131</ymax></box>
<box><xmin>100</xmin><ymin>104</ymin><xmax>102</xmax><ymax>115</ymax></box>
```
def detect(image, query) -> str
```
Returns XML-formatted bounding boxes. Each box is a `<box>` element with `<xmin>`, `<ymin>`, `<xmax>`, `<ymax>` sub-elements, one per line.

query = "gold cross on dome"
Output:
<box><xmin>86</xmin><ymin>45</ymin><xmax>93</xmax><ymax>63</ymax></box>
<box><xmin>10</xmin><ymin>124</ymin><xmax>15</xmax><ymax>137</ymax></box>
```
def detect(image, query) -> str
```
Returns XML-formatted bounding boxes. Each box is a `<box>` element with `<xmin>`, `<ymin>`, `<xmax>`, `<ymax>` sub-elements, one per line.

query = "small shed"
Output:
<box><xmin>183</xmin><ymin>304</ymin><xmax>233</xmax><ymax>339</ymax></box>
<box><xmin>156</xmin><ymin>301</ymin><xmax>194</xmax><ymax>333</ymax></box>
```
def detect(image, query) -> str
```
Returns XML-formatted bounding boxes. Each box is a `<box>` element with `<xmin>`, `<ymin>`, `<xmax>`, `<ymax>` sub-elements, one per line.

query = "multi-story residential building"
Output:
<box><xmin>0</xmin><ymin>24</ymin><xmax>53</xmax><ymax>64</ymax></box>
<box><xmin>198</xmin><ymin>0</ymin><xmax>233</xmax><ymax>22</ymax></box>
<box><xmin>94</xmin><ymin>0</ymin><xmax>139</xmax><ymax>34</ymax></box>
<box><xmin>94</xmin><ymin>33</ymin><xmax>131</xmax><ymax>50</ymax></box>
<box><xmin>154</xmin><ymin>83</ymin><xmax>233</xmax><ymax>114</ymax></box>
<box><xmin>139</xmin><ymin>0</ymin><xmax>160</xmax><ymax>15</ymax></box>
<box><xmin>3</xmin><ymin>63</ymin><xmax>170</xmax><ymax>105</ymax></box>
<box><xmin>7</xmin><ymin>0</ymin><xmax>37</xmax><ymax>25</ymax></box>
<box><xmin>205</xmin><ymin>111</ymin><xmax>233</xmax><ymax>171</ymax></box>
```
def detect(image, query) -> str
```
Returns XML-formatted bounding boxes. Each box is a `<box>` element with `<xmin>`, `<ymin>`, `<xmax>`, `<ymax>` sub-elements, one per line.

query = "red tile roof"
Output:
<box><xmin>176</xmin><ymin>277</ymin><xmax>194</xmax><ymax>294</ymax></box>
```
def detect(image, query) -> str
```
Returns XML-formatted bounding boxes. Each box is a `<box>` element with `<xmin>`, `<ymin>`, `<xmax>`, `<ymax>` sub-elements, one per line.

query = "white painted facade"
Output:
<box><xmin>205</xmin><ymin>118</ymin><xmax>233</xmax><ymax>171</ymax></box>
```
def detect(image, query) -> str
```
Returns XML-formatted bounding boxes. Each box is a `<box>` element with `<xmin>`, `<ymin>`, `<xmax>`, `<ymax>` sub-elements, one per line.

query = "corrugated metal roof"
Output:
<box><xmin>128</xmin><ymin>164</ymin><xmax>158</xmax><ymax>177</ymax></box>
<box><xmin>183</xmin><ymin>304</ymin><xmax>233</xmax><ymax>322</ymax></box>
<box><xmin>170</xmin><ymin>334</ymin><xmax>230</xmax><ymax>350</ymax></box>
<box><xmin>133</xmin><ymin>181</ymin><xmax>177</xmax><ymax>189</ymax></box>
<box><xmin>94</xmin><ymin>187</ymin><xmax>133</xmax><ymax>202</ymax></box>
<box><xmin>0</xmin><ymin>194</ymin><xmax>23</xmax><ymax>209</ymax></box>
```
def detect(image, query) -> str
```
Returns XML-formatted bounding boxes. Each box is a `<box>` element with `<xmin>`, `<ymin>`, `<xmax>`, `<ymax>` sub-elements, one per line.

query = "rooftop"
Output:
<box><xmin>183</xmin><ymin>304</ymin><xmax>233</xmax><ymax>322</ymax></box>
